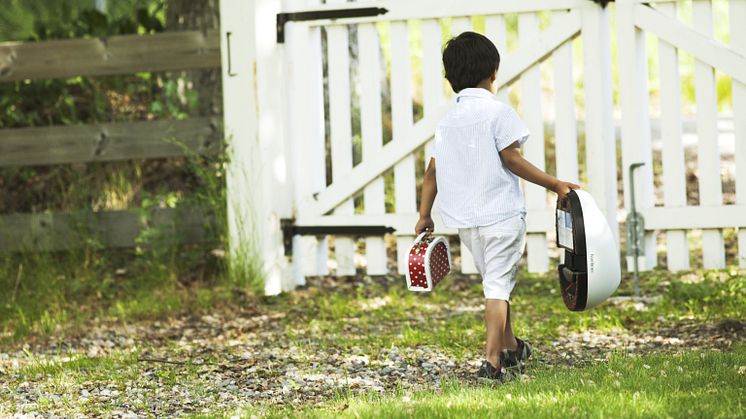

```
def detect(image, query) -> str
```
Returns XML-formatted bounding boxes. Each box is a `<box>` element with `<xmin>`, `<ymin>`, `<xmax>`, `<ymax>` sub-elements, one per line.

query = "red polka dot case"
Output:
<box><xmin>405</xmin><ymin>230</ymin><xmax>452</xmax><ymax>292</ymax></box>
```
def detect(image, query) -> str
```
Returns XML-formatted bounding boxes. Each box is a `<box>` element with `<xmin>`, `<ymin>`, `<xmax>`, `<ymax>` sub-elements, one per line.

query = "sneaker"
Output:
<box><xmin>476</xmin><ymin>360</ymin><xmax>504</xmax><ymax>381</ymax></box>
<box><xmin>502</xmin><ymin>338</ymin><xmax>533</xmax><ymax>372</ymax></box>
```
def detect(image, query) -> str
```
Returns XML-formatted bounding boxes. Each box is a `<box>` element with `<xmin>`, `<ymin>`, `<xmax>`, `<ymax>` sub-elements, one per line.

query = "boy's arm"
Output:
<box><xmin>499</xmin><ymin>142</ymin><xmax>580</xmax><ymax>199</ymax></box>
<box><xmin>415</xmin><ymin>158</ymin><xmax>437</xmax><ymax>234</ymax></box>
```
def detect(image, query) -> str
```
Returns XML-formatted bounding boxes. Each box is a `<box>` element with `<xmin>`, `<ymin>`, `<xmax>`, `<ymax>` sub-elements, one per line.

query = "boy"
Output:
<box><xmin>415</xmin><ymin>32</ymin><xmax>579</xmax><ymax>381</ymax></box>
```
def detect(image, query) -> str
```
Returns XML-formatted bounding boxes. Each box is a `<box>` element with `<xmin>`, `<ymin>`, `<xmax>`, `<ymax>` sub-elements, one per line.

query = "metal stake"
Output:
<box><xmin>628</xmin><ymin>162</ymin><xmax>645</xmax><ymax>297</ymax></box>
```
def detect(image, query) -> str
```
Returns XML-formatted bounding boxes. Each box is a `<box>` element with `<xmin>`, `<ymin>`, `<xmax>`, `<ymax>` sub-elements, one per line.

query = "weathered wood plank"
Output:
<box><xmin>0</xmin><ymin>30</ymin><xmax>220</xmax><ymax>82</ymax></box>
<box><xmin>0</xmin><ymin>117</ymin><xmax>222</xmax><ymax>167</ymax></box>
<box><xmin>0</xmin><ymin>207</ymin><xmax>217</xmax><ymax>252</ymax></box>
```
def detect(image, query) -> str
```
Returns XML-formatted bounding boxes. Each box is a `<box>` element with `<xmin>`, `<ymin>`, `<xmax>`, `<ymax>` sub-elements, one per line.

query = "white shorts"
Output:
<box><xmin>458</xmin><ymin>214</ymin><xmax>526</xmax><ymax>301</ymax></box>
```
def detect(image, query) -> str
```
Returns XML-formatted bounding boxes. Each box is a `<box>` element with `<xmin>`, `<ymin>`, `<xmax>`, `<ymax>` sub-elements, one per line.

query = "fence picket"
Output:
<box><xmin>359</xmin><ymin>23</ymin><xmax>388</xmax><ymax>275</ymax></box>
<box><xmin>519</xmin><ymin>12</ymin><xmax>549</xmax><ymax>273</ymax></box>
<box><xmin>286</xmin><ymin>0</ymin><xmax>328</xmax><ymax>278</ymax></box>
<box><xmin>421</xmin><ymin>19</ymin><xmax>443</xmax><ymax>173</ymax></box>
<box><xmin>581</xmin><ymin>2</ymin><xmax>619</xmax><ymax>243</ymax></box>
<box><xmin>450</xmin><ymin>17</ymin><xmax>472</xmax><ymax>37</ymax></box>
<box><xmin>617</xmin><ymin>0</ymin><xmax>657</xmax><ymax>271</ymax></box>
<box><xmin>553</xmin><ymin>39</ymin><xmax>579</xmax><ymax>184</ymax></box>
<box><xmin>656</xmin><ymin>2</ymin><xmax>689</xmax><ymax>271</ymax></box>
<box><xmin>421</xmin><ymin>18</ymin><xmax>443</xmax><ymax>241</ymax></box>
<box><xmin>553</xmin><ymin>33</ymin><xmax>578</xmax><ymax>266</ymax></box>
<box><xmin>692</xmin><ymin>0</ymin><xmax>725</xmax><ymax>269</ymax></box>
<box><xmin>449</xmin><ymin>16</ymin><xmax>479</xmax><ymax>274</ymax></box>
<box><xmin>327</xmin><ymin>20</ymin><xmax>356</xmax><ymax>276</ymax></box>
<box><xmin>485</xmin><ymin>15</ymin><xmax>509</xmax><ymax>103</ymax></box>
<box><xmin>731</xmin><ymin>0</ymin><xmax>746</xmax><ymax>268</ymax></box>
<box><xmin>390</xmin><ymin>21</ymin><xmax>418</xmax><ymax>275</ymax></box>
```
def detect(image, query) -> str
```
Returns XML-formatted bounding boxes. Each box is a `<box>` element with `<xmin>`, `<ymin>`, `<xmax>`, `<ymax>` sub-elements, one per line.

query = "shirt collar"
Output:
<box><xmin>456</xmin><ymin>87</ymin><xmax>496</xmax><ymax>102</ymax></box>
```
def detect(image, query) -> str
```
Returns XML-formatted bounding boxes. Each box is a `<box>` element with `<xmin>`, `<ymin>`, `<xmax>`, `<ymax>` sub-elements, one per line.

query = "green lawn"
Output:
<box><xmin>249</xmin><ymin>350</ymin><xmax>746</xmax><ymax>419</ymax></box>
<box><xmin>1</xmin><ymin>266</ymin><xmax>744</xmax><ymax>418</ymax></box>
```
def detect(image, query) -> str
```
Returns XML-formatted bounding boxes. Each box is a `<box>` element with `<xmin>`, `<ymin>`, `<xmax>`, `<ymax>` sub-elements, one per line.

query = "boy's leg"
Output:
<box><xmin>504</xmin><ymin>304</ymin><xmax>518</xmax><ymax>351</ymax></box>
<box><xmin>484</xmin><ymin>298</ymin><xmax>509</xmax><ymax>368</ymax></box>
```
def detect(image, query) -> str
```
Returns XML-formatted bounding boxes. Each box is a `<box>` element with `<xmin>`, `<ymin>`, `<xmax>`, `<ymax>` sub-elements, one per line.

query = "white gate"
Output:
<box><xmin>617</xmin><ymin>0</ymin><xmax>746</xmax><ymax>271</ymax></box>
<box><xmin>274</xmin><ymin>0</ymin><xmax>619</xmax><ymax>288</ymax></box>
<box><xmin>221</xmin><ymin>0</ymin><xmax>745</xmax><ymax>293</ymax></box>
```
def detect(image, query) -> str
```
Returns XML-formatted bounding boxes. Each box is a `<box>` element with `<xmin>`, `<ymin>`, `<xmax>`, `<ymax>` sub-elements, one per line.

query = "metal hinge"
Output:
<box><xmin>280</xmin><ymin>219</ymin><xmax>395</xmax><ymax>255</ymax></box>
<box><xmin>276</xmin><ymin>7</ymin><xmax>388</xmax><ymax>43</ymax></box>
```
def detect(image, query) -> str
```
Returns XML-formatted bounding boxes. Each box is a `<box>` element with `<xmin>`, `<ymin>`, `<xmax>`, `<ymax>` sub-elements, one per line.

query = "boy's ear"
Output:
<box><xmin>491</xmin><ymin>70</ymin><xmax>497</xmax><ymax>82</ymax></box>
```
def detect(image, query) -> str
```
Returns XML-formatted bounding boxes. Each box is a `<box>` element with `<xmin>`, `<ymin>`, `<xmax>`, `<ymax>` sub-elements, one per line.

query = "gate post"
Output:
<box><xmin>616</xmin><ymin>0</ymin><xmax>657</xmax><ymax>271</ymax></box>
<box><xmin>220</xmin><ymin>0</ymin><xmax>289</xmax><ymax>295</ymax></box>
<box><xmin>580</xmin><ymin>1</ymin><xmax>620</xmax><ymax>243</ymax></box>
<box><xmin>284</xmin><ymin>0</ymin><xmax>330</xmax><ymax>282</ymax></box>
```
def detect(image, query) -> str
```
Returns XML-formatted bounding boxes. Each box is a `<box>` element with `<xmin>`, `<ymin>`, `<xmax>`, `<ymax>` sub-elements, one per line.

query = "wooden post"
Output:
<box><xmin>220</xmin><ymin>0</ymin><xmax>288</xmax><ymax>295</ymax></box>
<box><xmin>285</xmin><ymin>0</ymin><xmax>330</xmax><ymax>281</ymax></box>
<box><xmin>617</xmin><ymin>0</ymin><xmax>656</xmax><ymax>271</ymax></box>
<box><xmin>582</xmin><ymin>1</ymin><xmax>619</xmax><ymax>246</ymax></box>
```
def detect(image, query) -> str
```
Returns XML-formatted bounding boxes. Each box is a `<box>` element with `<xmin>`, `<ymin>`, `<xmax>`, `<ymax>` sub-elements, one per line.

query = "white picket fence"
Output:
<box><xmin>617</xmin><ymin>0</ymin><xmax>746</xmax><ymax>271</ymax></box>
<box><xmin>219</xmin><ymin>0</ymin><xmax>746</xmax><ymax>294</ymax></box>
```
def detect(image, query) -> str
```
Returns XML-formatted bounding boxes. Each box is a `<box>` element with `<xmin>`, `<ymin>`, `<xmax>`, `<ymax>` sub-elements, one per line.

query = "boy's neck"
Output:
<box><xmin>475</xmin><ymin>80</ymin><xmax>496</xmax><ymax>94</ymax></box>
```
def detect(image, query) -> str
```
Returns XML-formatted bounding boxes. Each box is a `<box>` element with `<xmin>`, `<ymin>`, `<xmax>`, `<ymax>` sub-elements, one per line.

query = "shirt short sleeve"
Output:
<box><xmin>493</xmin><ymin>106</ymin><xmax>530</xmax><ymax>151</ymax></box>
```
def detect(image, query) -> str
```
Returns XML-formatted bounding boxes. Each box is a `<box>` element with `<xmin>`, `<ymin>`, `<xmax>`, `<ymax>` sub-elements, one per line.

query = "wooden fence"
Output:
<box><xmin>0</xmin><ymin>30</ymin><xmax>222</xmax><ymax>252</ymax></box>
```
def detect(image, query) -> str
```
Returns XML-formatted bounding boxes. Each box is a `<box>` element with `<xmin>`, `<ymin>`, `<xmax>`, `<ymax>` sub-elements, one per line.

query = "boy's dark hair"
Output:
<box><xmin>442</xmin><ymin>31</ymin><xmax>500</xmax><ymax>93</ymax></box>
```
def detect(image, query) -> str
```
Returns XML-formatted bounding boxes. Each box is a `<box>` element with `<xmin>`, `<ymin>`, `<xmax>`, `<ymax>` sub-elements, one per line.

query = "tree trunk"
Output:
<box><xmin>165</xmin><ymin>0</ymin><xmax>222</xmax><ymax>116</ymax></box>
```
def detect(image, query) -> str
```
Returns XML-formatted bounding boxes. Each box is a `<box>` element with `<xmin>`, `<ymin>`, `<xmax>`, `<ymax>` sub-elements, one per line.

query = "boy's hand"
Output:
<box><xmin>553</xmin><ymin>180</ymin><xmax>581</xmax><ymax>200</ymax></box>
<box><xmin>415</xmin><ymin>216</ymin><xmax>434</xmax><ymax>235</ymax></box>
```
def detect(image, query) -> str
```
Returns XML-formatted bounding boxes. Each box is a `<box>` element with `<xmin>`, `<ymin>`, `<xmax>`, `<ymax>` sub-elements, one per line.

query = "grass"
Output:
<box><xmin>1</xmin><ymin>266</ymin><xmax>744</xmax><ymax>417</ymax></box>
<box><xmin>0</xmin><ymin>244</ymin><xmax>241</xmax><ymax>345</ymax></box>
<box><xmin>273</xmin><ymin>268</ymin><xmax>745</xmax><ymax>362</ymax></box>
<box><xmin>243</xmin><ymin>349</ymin><xmax>746</xmax><ymax>419</ymax></box>
<box><xmin>8</xmin><ymin>347</ymin><xmax>745</xmax><ymax>418</ymax></box>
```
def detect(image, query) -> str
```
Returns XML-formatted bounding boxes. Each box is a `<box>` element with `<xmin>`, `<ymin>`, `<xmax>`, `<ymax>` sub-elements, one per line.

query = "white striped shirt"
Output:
<box><xmin>433</xmin><ymin>88</ymin><xmax>530</xmax><ymax>228</ymax></box>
